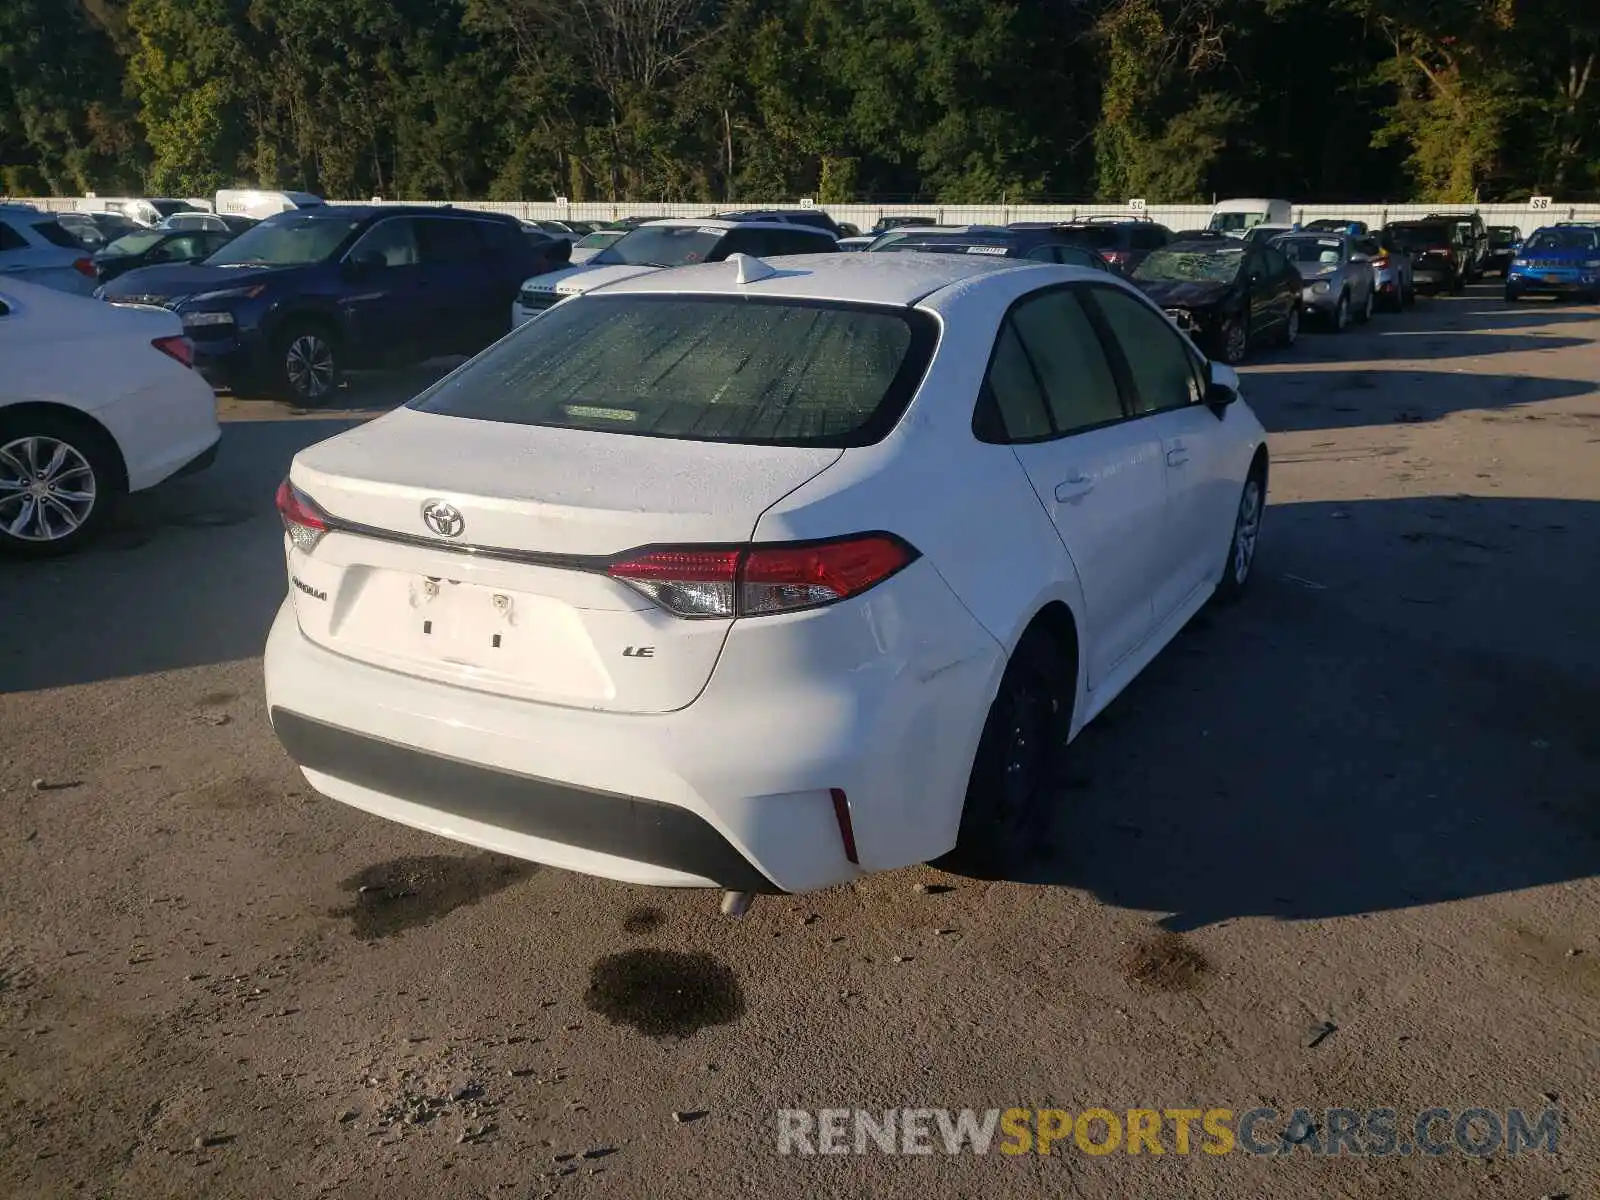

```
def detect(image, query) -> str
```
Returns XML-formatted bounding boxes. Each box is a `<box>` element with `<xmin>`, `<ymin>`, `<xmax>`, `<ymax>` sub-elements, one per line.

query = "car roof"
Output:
<box><xmin>589</xmin><ymin>251</ymin><xmax>1048</xmax><ymax>306</ymax></box>
<box><xmin>638</xmin><ymin>217</ymin><xmax>832</xmax><ymax>234</ymax></box>
<box><xmin>282</xmin><ymin>204</ymin><xmax>517</xmax><ymax>222</ymax></box>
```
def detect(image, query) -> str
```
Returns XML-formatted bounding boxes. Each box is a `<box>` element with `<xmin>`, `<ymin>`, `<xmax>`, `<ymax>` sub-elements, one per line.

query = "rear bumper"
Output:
<box><xmin>271</xmin><ymin>708</ymin><xmax>773</xmax><ymax>892</ymax></box>
<box><xmin>263</xmin><ymin>561</ymin><xmax>1002</xmax><ymax>892</ymax></box>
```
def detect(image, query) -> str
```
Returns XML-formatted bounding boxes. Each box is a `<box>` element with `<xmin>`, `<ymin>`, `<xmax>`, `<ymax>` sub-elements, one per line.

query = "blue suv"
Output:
<box><xmin>1504</xmin><ymin>225</ymin><xmax>1600</xmax><ymax>303</ymax></box>
<box><xmin>99</xmin><ymin>206</ymin><xmax>544</xmax><ymax>402</ymax></box>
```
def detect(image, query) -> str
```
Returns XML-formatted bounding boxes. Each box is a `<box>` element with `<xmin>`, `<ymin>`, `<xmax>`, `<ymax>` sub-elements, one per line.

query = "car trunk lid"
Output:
<box><xmin>284</xmin><ymin>408</ymin><xmax>841</xmax><ymax>713</ymax></box>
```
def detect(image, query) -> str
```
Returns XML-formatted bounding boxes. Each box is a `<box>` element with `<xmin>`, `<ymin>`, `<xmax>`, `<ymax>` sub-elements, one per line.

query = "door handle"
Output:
<box><xmin>1055</xmin><ymin>476</ymin><xmax>1094</xmax><ymax>504</ymax></box>
<box><xmin>1166</xmin><ymin>449</ymin><xmax>1190</xmax><ymax>468</ymax></box>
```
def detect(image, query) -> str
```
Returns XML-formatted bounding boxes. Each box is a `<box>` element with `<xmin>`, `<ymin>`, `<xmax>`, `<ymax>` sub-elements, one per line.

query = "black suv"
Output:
<box><xmin>1032</xmin><ymin>217</ymin><xmax>1173</xmax><ymax>275</ymax></box>
<box><xmin>717</xmin><ymin>208</ymin><xmax>846</xmax><ymax>239</ymax></box>
<box><xmin>1424</xmin><ymin>211</ymin><xmax>1488</xmax><ymax>281</ymax></box>
<box><xmin>100</xmin><ymin>205</ymin><xmax>545</xmax><ymax>402</ymax></box>
<box><xmin>1386</xmin><ymin>219</ymin><xmax>1470</xmax><ymax>293</ymax></box>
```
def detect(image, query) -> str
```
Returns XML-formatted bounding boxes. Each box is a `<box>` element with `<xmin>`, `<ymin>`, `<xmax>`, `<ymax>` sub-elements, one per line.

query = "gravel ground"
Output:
<box><xmin>2</xmin><ymin>284</ymin><xmax>1597</xmax><ymax>1200</ymax></box>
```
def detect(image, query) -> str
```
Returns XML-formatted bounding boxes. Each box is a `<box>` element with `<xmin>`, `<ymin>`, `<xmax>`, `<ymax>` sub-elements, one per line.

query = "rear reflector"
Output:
<box><xmin>73</xmin><ymin>257</ymin><xmax>96</xmax><ymax>278</ymax></box>
<box><xmin>830</xmin><ymin>788</ymin><xmax>859</xmax><ymax>864</ymax></box>
<box><xmin>607</xmin><ymin>533</ymin><xmax>917</xmax><ymax>619</ymax></box>
<box><xmin>152</xmin><ymin>335</ymin><xmax>194</xmax><ymax>368</ymax></box>
<box><xmin>275</xmin><ymin>478</ymin><xmax>329</xmax><ymax>552</ymax></box>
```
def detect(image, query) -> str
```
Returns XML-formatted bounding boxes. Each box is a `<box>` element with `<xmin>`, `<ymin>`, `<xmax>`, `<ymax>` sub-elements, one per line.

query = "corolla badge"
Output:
<box><xmin>420</xmin><ymin>499</ymin><xmax>464</xmax><ymax>538</ymax></box>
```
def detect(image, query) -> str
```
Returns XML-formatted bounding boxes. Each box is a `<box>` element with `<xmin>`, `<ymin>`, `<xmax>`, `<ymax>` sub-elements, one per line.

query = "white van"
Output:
<box><xmin>214</xmin><ymin>189</ymin><xmax>324</xmax><ymax>220</ymax></box>
<box><xmin>1208</xmin><ymin>198</ymin><xmax>1293</xmax><ymax>236</ymax></box>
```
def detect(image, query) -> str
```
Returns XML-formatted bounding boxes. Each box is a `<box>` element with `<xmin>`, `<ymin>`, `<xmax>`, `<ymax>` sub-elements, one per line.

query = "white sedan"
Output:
<box><xmin>0</xmin><ymin>279</ymin><xmax>221</xmax><ymax>556</ymax></box>
<box><xmin>266</xmin><ymin>252</ymin><xmax>1267</xmax><ymax>899</ymax></box>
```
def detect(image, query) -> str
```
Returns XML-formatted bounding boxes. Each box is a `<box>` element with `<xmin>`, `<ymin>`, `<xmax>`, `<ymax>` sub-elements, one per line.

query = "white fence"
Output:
<box><xmin>9</xmin><ymin>195</ymin><xmax>1600</xmax><ymax>231</ymax></box>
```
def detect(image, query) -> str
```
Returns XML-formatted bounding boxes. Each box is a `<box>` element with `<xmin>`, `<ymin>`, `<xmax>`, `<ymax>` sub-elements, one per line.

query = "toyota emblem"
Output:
<box><xmin>420</xmin><ymin>499</ymin><xmax>464</xmax><ymax>538</ymax></box>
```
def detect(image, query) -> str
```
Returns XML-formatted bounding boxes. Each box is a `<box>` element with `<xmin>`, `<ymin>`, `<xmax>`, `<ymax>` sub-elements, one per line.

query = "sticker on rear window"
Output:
<box><xmin>698</xmin><ymin>227</ymin><xmax>726</xmax><ymax>236</ymax></box>
<box><xmin>965</xmin><ymin>245</ymin><xmax>1009</xmax><ymax>256</ymax></box>
<box><xmin>562</xmin><ymin>404</ymin><xmax>637</xmax><ymax>423</ymax></box>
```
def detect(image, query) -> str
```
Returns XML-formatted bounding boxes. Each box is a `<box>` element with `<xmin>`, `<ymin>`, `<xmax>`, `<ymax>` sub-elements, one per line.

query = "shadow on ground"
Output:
<box><xmin>1242</xmin><ymin>368</ymin><xmax>1596</xmax><ymax>433</ymax></box>
<box><xmin>1010</xmin><ymin>494</ymin><xmax>1600</xmax><ymax>930</ymax></box>
<box><xmin>0</xmin><ymin>418</ymin><xmax>354</xmax><ymax>694</ymax></box>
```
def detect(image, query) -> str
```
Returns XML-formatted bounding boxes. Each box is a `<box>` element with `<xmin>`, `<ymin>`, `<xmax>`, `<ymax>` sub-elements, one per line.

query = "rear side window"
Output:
<box><xmin>348</xmin><ymin>218</ymin><xmax>419</xmax><ymax>266</ymax></box>
<box><xmin>411</xmin><ymin>295</ymin><xmax>936</xmax><ymax>447</ymax></box>
<box><xmin>979</xmin><ymin>323</ymin><xmax>1054</xmax><ymax>441</ymax></box>
<box><xmin>0</xmin><ymin>223</ymin><xmax>30</xmax><ymax>252</ymax></box>
<box><xmin>416</xmin><ymin>218</ymin><xmax>485</xmax><ymax>263</ymax></box>
<box><xmin>1010</xmin><ymin>290</ymin><xmax>1125</xmax><ymax>432</ymax></box>
<box><xmin>478</xmin><ymin>221</ymin><xmax>516</xmax><ymax>254</ymax></box>
<box><xmin>32</xmin><ymin>220</ymin><xmax>85</xmax><ymax>249</ymax></box>
<box><xmin>1058</xmin><ymin>227</ymin><xmax>1120</xmax><ymax>249</ymax></box>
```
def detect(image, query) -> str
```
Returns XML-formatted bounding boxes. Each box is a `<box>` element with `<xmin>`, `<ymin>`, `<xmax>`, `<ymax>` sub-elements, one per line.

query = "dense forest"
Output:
<box><xmin>1</xmin><ymin>0</ymin><xmax>1597</xmax><ymax>204</ymax></box>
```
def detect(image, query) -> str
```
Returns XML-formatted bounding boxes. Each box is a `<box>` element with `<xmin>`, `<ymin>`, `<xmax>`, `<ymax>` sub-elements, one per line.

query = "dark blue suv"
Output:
<box><xmin>99</xmin><ymin>206</ymin><xmax>543</xmax><ymax>402</ymax></box>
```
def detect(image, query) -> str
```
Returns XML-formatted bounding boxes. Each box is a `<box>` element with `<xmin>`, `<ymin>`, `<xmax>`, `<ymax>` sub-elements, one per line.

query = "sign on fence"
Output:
<box><xmin>1528</xmin><ymin>196</ymin><xmax>1553</xmax><ymax>211</ymax></box>
<box><xmin>1128</xmin><ymin>198</ymin><xmax>1147</xmax><ymax>213</ymax></box>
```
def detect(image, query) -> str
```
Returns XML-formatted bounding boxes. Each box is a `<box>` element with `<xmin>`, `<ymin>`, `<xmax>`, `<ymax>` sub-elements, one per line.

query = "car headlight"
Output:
<box><xmin>1585</xmin><ymin>260</ymin><xmax>1600</xmax><ymax>268</ymax></box>
<box><xmin>182</xmin><ymin>311</ymin><xmax>236</xmax><ymax>327</ymax></box>
<box><xmin>1511</xmin><ymin>258</ymin><xmax>1528</xmax><ymax>267</ymax></box>
<box><xmin>184</xmin><ymin>284</ymin><xmax>266</xmax><ymax>304</ymax></box>
<box><xmin>1311</xmin><ymin>281</ymin><xmax>1330</xmax><ymax>294</ymax></box>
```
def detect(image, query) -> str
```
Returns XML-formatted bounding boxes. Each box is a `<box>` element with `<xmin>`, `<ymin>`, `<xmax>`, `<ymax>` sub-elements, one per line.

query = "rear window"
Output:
<box><xmin>31</xmin><ymin>220</ymin><xmax>85</xmax><ymax>249</ymax></box>
<box><xmin>410</xmin><ymin>295</ymin><xmax>937</xmax><ymax>447</ymax></box>
<box><xmin>1056</xmin><ymin>227</ymin><xmax>1121</xmax><ymax>249</ymax></box>
<box><xmin>1387</xmin><ymin>223</ymin><xmax>1452</xmax><ymax>249</ymax></box>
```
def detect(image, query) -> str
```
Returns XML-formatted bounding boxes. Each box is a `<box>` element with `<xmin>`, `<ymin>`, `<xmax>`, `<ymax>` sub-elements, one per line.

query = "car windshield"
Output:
<box><xmin>410</xmin><ymin>295</ymin><xmax>933</xmax><ymax>447</ymax></box>
<box><xmin>576</xmin><ymin>231</ymin><xmax>622</xmax><ymax>249</ymax></box>
<box><xmin>205</xmin><ymin>214</ymin><xmax>363</xmax><ymax>266</ymax></box>
<box><xmin>1524</xmin><ymin>228</ymin><xmax>1599</xmax><ymax>252</ymax></box>
<box><xmin>1274</xmin><ymin>237</ymin><xmax>1344</xmax><ymax>265</ymax></box>
<box><xmin>103</xmin><ymin>231</ymin><xmax>166</xmax><ymax>256</ymax></box>
<box><xmin>591</xmin><ymin>226</ymin><xmax>725</xmax><ymax>268</ymax></box>
<box><xmin>1133</xmin><ymin>247</ymin><xmax>1243</xmax><ymax>283</ymax></box>
<box><xmin>1208</xmin><ymin>211</ymin><xmax>1266</xmax><ymax>232</ymax></box>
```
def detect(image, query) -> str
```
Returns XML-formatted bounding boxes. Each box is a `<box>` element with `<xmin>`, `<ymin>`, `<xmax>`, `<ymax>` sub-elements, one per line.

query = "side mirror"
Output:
<box><xmin>1205</xmin><ymin>380</ymin><xmax>1238</xmax><ymax>411</ymax></box>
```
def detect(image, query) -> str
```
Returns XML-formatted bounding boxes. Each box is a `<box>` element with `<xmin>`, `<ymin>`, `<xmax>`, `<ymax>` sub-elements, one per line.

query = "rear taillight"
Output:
<box><xmin>72</xmin><ymin>257</ymin><xmax>95</xmax><ymax>278</ymax></box>
<box><xmin>152</xmin><ymin>335</ymin><xmax>194</xmax><ymax>368</ymax></box>
<box><xmin>607</xmin><ymin>533</ymin><xmax>917</xmax><ymax>619</ymax></box>
<box><xmin>1372</xmin><ymin>255</ymin><xmax>1391</xmax><ymax>269</ymax></box>
<box><xmin>275</xmin><ymin>478</ymin><xmax>328</xmax><ymax>552</ymax></box>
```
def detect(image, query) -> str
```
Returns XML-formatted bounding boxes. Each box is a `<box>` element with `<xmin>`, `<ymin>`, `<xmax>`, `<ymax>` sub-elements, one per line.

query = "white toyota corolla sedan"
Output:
<box><xmin>265</xmin><ymin>253</ymin><xmax>1268</xmax><ymax>900</ymax></box>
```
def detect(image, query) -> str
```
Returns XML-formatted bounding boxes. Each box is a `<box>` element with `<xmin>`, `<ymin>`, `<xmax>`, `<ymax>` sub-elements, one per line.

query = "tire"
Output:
<box><xmin>1450</xmin><ymin>271</ymin><xmax>1465</xmax><ymax>295</ymax></box>
<box><xmin>1356</xmin><ymin>285</ymin><xmax>1374</xmax><ymax>324</ymax></box>
<box><xmin>1218</xmin><ymin>315</ymin><xmax>1249</xmax><ymax>364</ymax></box>
<box><xmin>0</xmin><ymin>410</ymin><xmax>121</xmax><ymax>558</ymax></box>
<box><xmin>1504</xmin><ymin>287</ymin><xmax>1520</xmax><ymax>304</ymax></box>
<box><xmin>1212</xmin><ymin>465</ymin><xmax>1265</xmax><ymax>604</ymax></box>
<box><xmin>271</xmin><ymin>321</ymin><xmax>342</xmax><ymax>405</ymax></box>
<box><xmin>1278</xmin><ymin>305</ymin><xmax>1300</xmax><ymax>349</ymax></box>
<box><xmin>1332</xmin><ymin>292</ymin><xmax>1350</xmax><ymax>331</ymax></box>
<box><xmin>943</xmin><ymin>627</ymin><xmax>1074</xmax><ymax>878</ymax></box>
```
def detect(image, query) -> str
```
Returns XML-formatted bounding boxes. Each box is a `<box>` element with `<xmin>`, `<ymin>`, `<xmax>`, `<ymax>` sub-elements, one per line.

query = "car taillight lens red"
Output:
<box><xmin>152</xmin><ymin>335</ymin><xmax>194</xmax><ymax>368</ymax></box>
<box><xmin>275</xmin><ymin>478</ymin><xmax>328</xmax><ymax>553</ymax></box>
<box><xmin>73</xmin><ymin>257</ymin><xmax>95</xmax><ymax>278</ymax></box>
<box><xmin>1372</xmin><ymin>255</ymin><xmax>1390</xmax><ymax>269</ymax></box>
<box><xmin>607</xmin><ymin>534</ymin><xmax>917</xmax><ymax>619</ymax></box>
